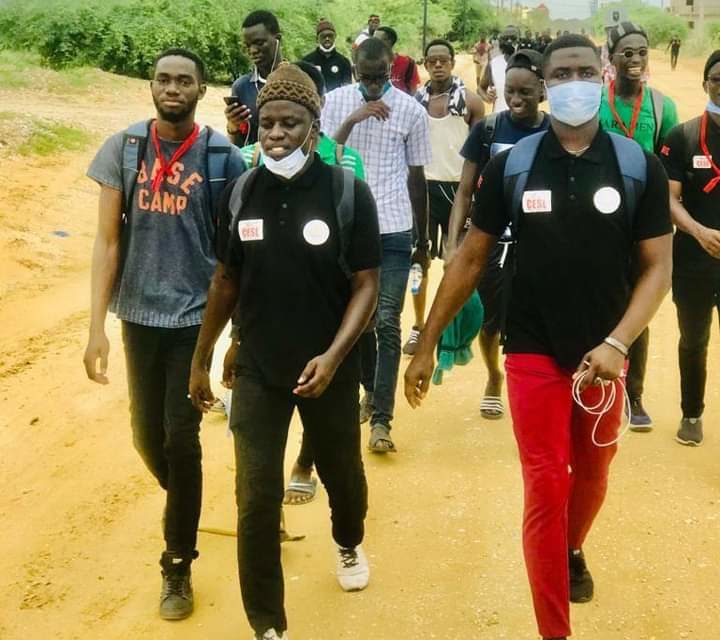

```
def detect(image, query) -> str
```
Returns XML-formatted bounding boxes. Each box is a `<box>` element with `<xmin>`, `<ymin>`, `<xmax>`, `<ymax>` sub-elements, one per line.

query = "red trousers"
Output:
<box><xmin>505</xmin><ymin>354</ymin><xmax>624</xmax><ymax>639</ymax></box>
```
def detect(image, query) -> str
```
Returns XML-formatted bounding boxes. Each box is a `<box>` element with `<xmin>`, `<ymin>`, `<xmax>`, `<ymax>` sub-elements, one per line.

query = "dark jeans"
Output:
<box><xmin>626</xmin><ymin>327</ymin><xmax>649</xmax><ymax>401</ymax></box>
<box><xmin>359</xmin><ymin>330</ymin><xmax>377</xmax><ymax>393</ymax></box>
<box><xmin>230</xmin><ymin>354</ymin><xmax>368</xmax><ymax>634</ymax></box>
<box><xmin>369</xmin><ymin>230</ymin><xmax>412</xmax><ymax>427</ymax></box>
<box><xmin>671</xmin><ymin>51</ymin><xmax>679</xmax><ymax>69</ymax></box>
<box><xmin>121</xmin><ymin>321</ymin><xmax>203</xmax><ymax>558</ymax></box>
<box><xmin>673</xmin><ymin>276</ymin><xmax>720</xmax><ymax>418</ymax></box>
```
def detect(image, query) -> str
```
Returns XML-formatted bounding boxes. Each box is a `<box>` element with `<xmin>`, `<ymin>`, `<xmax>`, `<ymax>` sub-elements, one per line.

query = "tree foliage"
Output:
<box><xmin>591</xmin><ymin>1</ymin><xmax>688</xmax><ymax>45</ymax></box>
<box><xmin>0</xmin><ymin>0</ymin><xmax>498</xmax><ymax>82</ymax></box>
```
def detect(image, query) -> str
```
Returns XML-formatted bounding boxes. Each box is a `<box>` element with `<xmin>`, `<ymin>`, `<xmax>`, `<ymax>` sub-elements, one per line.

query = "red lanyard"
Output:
<box><xmin>150</xmin><ymin>121</ymin><xmax>200</xmax><ymax>193</ymax></box>
<box><xmin>700</xmin><ymin>111</ymin><xmax>720</xmax><ymax>194</ymax></box>
<box><xmin>608</xmin><ymin>81</ymin><xmax>644</xmax><ymax>139</ymax></box>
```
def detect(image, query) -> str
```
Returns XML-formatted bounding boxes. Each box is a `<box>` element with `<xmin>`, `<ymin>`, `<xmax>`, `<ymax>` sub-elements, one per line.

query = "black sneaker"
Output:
<box><xmin>676</xmin><ymin>417</ymin><xmax>703</xmax><ymax>446</ymax></box>
<box><xmin>159</xmin><ymin>552</ymin><xmax>195</xmax><ymax>620</ymax></box>
<box><xmin>628</xmin><ymin>397</ymin><xmax>653</xmax><ymax>432</ymax></box>
<box><xmin>568</xmin><ymin>549</ymin><xmax>593</xmax><ymax>603</ymax></box>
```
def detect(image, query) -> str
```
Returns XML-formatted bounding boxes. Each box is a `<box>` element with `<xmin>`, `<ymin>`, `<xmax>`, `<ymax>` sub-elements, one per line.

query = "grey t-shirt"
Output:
<box><xmin>87</xmin><ymin>126</ymin><xmax>245</xmax><ymax>328</ymax></box>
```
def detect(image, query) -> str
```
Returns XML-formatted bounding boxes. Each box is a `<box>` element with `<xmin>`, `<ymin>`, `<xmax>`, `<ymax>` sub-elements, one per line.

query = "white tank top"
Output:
<box><xmin>491</xmin><ymin>56</ymin><xmax>508</xmax><ymax>113</ymax></box>
<box><xmin>425</xmin><ymin>113</ymin><xmax>467</xmax><ymax>182</ymax></box>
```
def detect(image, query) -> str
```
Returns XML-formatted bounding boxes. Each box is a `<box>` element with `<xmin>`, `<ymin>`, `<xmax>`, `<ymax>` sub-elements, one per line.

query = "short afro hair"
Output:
<box><xmin>152</xmin><ymin>48</ymin><xmax>206</xmax><ymax>83</ymax></box>
<box><xmin>357</xmin><ymin>36</ymin><xmax>392</xmax><ymax>63</ymax></box>
<box><xmin>375</xmin><ymin>26</ymin><xmax>398</xmax><ymax>47</ymax></box>
<box><xmin>242</xmin><ymin>10</ymin><xmax>280</xmax><ymax>35</ymax></box>
<box><xmin>424</xmin><ymin>39</ymin><xmax>454</xmax><ymax>59</ymax></box>
<box><xmin>542</xmin><ymin>34</ymin><xmax>599</xmax><ymax>69</ymax></box>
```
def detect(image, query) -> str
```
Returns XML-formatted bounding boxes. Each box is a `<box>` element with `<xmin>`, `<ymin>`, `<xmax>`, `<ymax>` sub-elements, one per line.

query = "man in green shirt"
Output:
<box><xmin>236</xmin><ymin>61</ymin><xmax>366</xmax><ymax>507</ymax></box>
<box><xmin>599</xmin><ymin>22</ymin><xmax>679</xmax><ymax>431</ymax></box>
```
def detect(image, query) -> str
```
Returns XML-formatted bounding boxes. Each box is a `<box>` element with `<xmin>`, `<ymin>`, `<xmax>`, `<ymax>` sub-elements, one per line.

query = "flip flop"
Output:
<box><xmin>283</xmin><ymin>477</ymin><xmax>318</xmax><ymax>505</ymax></box>
<box><xmin>480</xmin><ymin>395</ymin><xmax>504</xmax><ymax>420</ymax></box>
<box><xmin>368</xmin><ymin>425</ymin><xmax>397</xmax><ymax>454</ymax></box>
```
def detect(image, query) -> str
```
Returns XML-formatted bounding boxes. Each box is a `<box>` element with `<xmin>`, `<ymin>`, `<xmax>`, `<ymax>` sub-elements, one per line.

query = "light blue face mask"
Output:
<box><xmin>707</xmin><ymin>99</ymin><xmax>720</xmax><ymax>115</ymax></box>
<box><xmin>546</xmin><ymin>80</ymin><xmax>602</xmax><ymax>127</ymax></box>
<box><xmin>358</xmin><ymin>81</ymin><xmax>392</xmax><ymax>102</ymax></box>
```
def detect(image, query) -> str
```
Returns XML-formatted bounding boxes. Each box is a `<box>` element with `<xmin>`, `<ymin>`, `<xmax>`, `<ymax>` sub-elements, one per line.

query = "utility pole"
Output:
<box><xmin>422</xmin><ymin>0</ymin><xmax>428</xmax><ymax>57</ymax></box>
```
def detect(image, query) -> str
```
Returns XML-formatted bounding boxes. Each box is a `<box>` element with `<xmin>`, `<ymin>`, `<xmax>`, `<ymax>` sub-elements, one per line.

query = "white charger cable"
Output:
<box><xmin>571</xmin><ymin>366</ymin><xmax>632</xmax><ymax>448</ymax></box>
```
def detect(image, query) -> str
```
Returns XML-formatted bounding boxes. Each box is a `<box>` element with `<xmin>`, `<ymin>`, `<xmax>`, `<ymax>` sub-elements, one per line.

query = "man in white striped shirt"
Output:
<box><xmin>323</xmin><ymin>37</ymin><xmax>432</xmax><ymax>453</ymax></box>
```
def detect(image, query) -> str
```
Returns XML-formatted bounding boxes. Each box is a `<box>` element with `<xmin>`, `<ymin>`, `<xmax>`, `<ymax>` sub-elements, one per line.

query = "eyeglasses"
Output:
<box><xmin>620</xmin><ymin>47</ymin><xmax>648</xmax><ymax>58</ymax></box>
<box><xmin>357</xmin><ymin>73</ymin><xmax>389</xmax><ymax>84</ymax></box>
<box><xmin>425</xmin><ymin>56</ymin><xmax>452</xmax><ymax>66</ymax></box>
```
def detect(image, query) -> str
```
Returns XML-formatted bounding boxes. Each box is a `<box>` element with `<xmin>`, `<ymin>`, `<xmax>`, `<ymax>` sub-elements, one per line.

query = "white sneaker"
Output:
<box><xmin>255</xmin><ymin>630</ymin><xmax>287</xmax><ymax>640</ymax></box>
<box><xmin>336</xmin><ymin>544</ymin><xmax>370</xmax><ymax>592</ymax></box>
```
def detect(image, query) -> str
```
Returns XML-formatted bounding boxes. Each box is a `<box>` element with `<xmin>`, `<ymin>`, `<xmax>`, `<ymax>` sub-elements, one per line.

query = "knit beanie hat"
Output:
<box><xmin>317</xmin><ymin>19</ymin><xmax>335</xmax><ymax>35</ymax></box>
<box><xmin>256</xmin><ymin>62</ymin><xmax>322</xmax><ymax>119</ymax></box>
<box><xmin>607</xmin><ymin>21</ymin><xmax>648</xmax><ymax>54</ymax></box>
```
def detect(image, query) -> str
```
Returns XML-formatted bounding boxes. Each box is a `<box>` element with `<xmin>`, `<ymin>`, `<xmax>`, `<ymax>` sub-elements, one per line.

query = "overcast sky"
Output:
<box><xmin>534</xmin><ymin>0</ymin><xmax>664</xmax><ymax>21</ymax></box>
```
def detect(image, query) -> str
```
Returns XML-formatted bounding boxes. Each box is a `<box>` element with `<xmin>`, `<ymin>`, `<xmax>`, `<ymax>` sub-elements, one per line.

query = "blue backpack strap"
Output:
<box><xmin>502</xmin><ymin>130</ymin><xmax>547</xmax><ymax>232</ymax></box>
<box><xmin>331</xmin><ymin>165</ymin><xmax>356</xmax><ymax>279</ymax></box>
<box><xmin>121</xmin><ymin>120</ymin><xmax>151</xmax><ymax>216</ymax></box>
<box><xmin>205</xmin><ymin>126</ymin><xmax>233</xmax><ymax>210</ymax></box>
<box><xmin>607</xmin><ymin>132</ymin><xmax>647</xmax><ymax>229</ymax></box>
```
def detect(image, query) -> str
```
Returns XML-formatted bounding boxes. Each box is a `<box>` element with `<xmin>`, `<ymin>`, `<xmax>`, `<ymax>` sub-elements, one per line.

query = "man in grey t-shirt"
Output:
<box><xmin>83</xmin><ymin>48</ymin><xmax>245</xmax><ymax>621</ymax></box>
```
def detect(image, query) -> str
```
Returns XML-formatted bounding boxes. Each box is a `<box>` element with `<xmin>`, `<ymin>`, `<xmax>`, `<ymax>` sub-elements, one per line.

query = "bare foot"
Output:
<box><xmin>283</xmin><ymin>462</ymin><xmax>317</xmax><ymax>505</ymax></box>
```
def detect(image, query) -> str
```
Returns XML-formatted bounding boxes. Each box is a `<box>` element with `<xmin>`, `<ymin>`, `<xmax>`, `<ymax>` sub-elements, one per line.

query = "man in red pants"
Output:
<box><xmin>404</xmin><ymin>35</ymin><xmax>672</xmax><ymax>639</ymax></box>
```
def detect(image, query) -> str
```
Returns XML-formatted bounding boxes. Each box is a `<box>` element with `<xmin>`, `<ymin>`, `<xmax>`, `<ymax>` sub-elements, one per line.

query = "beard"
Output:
<box><xmin>153</xmin><ymin>95</ymin><xmax>197</xmax><ymax>123</ymax></box>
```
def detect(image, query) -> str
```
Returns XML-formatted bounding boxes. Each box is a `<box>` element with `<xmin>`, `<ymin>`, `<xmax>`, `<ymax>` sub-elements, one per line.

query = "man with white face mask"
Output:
<box><xmin>404</xmin><ymin>35</ymin><xmax>672</xmax><ymax>640</ymax></box>
<box><xmin>303</xmin><ymin>19</ymin><xmax>352</xmax><ymax>92</ymax></box>
<box><xmin>189</xmin><ymin>63</ymin><xmax>381</xmax><ymax>640</ymax></box>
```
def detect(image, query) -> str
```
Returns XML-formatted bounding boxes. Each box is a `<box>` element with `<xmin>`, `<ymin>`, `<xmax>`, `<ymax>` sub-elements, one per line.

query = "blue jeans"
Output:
<box><xmin>371</xmin><ymin>230</ymin><xmax>412</xmax><ymax>428</ymax></box>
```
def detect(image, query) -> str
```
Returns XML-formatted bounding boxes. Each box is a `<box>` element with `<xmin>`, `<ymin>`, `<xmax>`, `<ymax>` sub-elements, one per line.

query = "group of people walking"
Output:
<box><xmin>81</xmin><ymin>10</ymin><xmax>720</xmax><ymax>640</ymax></box>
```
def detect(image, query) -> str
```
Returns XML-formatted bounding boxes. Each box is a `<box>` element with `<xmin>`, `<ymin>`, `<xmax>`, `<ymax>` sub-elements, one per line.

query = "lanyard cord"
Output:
<box><xmin>150</xmin><ymin>121</ymin><xmax>200</xmax><ymax>193</ymax></box>
<box><xmin>571</xmin><ymin>371</ymin><xmax>632</xmax><ymax>448</ymax></box>
<box><xmin>700</xmin><ymin>111</ymin><xmax>720</xmax><ymax>194</ymax></box>
<box><xmin>608</xmin><ymin>81</ymin><xmax>644</xmax><ymax>140</ymax></box>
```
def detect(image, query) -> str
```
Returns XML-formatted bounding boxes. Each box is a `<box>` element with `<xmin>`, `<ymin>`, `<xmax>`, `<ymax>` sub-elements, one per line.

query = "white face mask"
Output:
<box><xmin>707</xmin><ymin>99</ymin><xmax>720</xmax><ymax>115</ymax></box>
<box><xmin>261</xmin><ymin>124</ymin><xmax>315</xmax><ymax>180</ymax></box>
<box><xmin>319</xmin><ymin>43</ymin><xmax>336</xmax><ymax>53</ymax></box>
<box><xmin>546</xmin><ymin>80</ymin><xmax>602</xmax><ymax>127</ymax></box>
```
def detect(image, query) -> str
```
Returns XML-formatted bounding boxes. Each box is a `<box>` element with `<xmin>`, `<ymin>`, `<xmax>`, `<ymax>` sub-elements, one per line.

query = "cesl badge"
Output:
<box><xmin>593</xmin><ymin>187</ymin><xmax>621</xmax><ymax>215</ymax></box>
<box><xmin>303</xmin><ymin>219</ymin><xmax>330</xmax><ymax>245</ymax></box>
<box><xmin>331</xmin><ymin>65</ymin><xmax>339</xmax><ymax>74</ymax></box>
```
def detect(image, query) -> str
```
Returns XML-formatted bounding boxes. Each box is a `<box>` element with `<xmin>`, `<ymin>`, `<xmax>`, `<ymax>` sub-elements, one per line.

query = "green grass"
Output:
<box><xmin>18</xmin><ymin>120</ymin><xmax>93</xmax><ymax>156</ymax></box>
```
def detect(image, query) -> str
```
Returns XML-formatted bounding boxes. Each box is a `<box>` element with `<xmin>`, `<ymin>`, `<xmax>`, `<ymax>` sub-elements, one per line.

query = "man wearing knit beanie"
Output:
<box><xmin>303</xmin><ymin>18</ymin><xmax>353</xmax><ymax>92</ymax></box>
<box><xmin>190</xmin><ymin>62</ymin><xmax>381</xmax><ymax>640</ymax></box>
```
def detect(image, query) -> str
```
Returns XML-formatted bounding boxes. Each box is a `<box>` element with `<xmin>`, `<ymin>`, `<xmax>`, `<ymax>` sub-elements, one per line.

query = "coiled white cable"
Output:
<box><xmin>571</xmin><ymin>369</ymin><xmax>632</xmax><ymax>448</ymax></box>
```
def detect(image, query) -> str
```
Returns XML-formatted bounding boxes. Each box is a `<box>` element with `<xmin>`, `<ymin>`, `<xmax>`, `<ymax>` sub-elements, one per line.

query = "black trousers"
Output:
<box><xmin>626</xmin><ymin>327</ymin><xmax>649</xmax><ymax>401</ymax></box>
<box><xmin>230</xmin><ymin>355</ymin><xmax>368</xmax><ymax>634</ymax></box>
<box><xmin>673</xmin><ymin>276</ymin><xmax>720</xmax><ymax>418</ymax></box>
<box><xmin>121</xmin><ymin>322</ymin><xmax>203</xmax><ymax>558</ymax></box>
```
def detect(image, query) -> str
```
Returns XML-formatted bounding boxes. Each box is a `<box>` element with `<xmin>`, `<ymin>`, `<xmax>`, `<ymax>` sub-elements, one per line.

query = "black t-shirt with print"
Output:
<box><xmin>661</xmin><ymin>116</ymin><xmax>720</xmax><ymax>279</ymax></box>
<box><xmin>216</xmin><ymin>155</ymin><xmax>381</xmax><ymax>388</ymax></box>
<box><xmin>472</xmin><ymin>127</ymin><xmax>672</xmax><ymax>369</ymax></box>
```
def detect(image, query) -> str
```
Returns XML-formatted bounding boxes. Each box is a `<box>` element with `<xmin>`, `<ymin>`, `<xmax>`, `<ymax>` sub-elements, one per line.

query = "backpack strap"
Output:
<box><xmin>484</xmin><ymin>112</ymin><xmax>498</xmax><ymax>146</ymax></box>
<box><xmin>405</xmin><ymin>58</ymin><xmax>417</xmax><ymax>89</ymax></box>
<box><xmin>607</xmin><ymin>132</ymin><xmax>647</xmax><ymax>228</ymax></box>
<box><xmin>502</xmin><ymin>131</ymin><xmax>547</xmax><ymax>231</ymax></box>
<box><xmin>251</xmin><ymin>143</ymin><xmax>262</xmax><ymax>168</ymax></box>
<box><xmin>205</xmin><ymin>126</ymin><xmax>232</xmax><ymax>209</ymax></box>
<box><xmin>649</xmin><ymin>88</ymin><xmax>665</xmax><ymax>151</ymax></box>
<box><xmin>121</xmin><ymin>120</ymin><xmax>152</xmax><ymax>216</ymax></box>
<box><xmin>330</xmin><ymin>165</ymin><xmax>356</xmax><ymax>279</ymax></box>
<box><xmin>682</xmin><ymin>117</ymin><xmax>702</xmax><ymax>172</ymax></box>
<box><xmin>228</xmin><ymin>167</ymin><xmax>260</xmax><ymax>229</ymax></box>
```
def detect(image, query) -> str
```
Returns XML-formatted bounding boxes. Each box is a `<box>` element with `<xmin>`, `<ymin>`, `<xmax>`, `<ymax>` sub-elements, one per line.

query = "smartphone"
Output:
<box><xmin>223</xmin><ymin>96</ymin><xmax>244</xmax><ymax>106</ymax></box>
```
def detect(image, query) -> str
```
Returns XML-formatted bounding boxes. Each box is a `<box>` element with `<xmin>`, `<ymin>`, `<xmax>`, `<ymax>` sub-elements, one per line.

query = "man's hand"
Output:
<box><xmin>293</xmin><ymin>352</ymin><xmax>340</xmax><ymax>398</ymax></box>
<box><xmin>694</xmin><ymin>225</ymin><xmax>720</xmax><ymax>258</ymax></box>
<box><xmin>222</xmin><ymin>341</ymin><xmax>239</xmax><ymax>389</ymax></box>
<box><xmin>404</xmin><ymin>350</ymin><xmax>435</xmax><ymax>408</ymax></box>
<box><xmin>411</xmin><ymin>245</ymin><xmax>431</xmax><ymax>271</ymax></box>
<box><xmin>350</xmin><ymin>101</ymin><xmax>391</xmax><ymax>125</ymax></box>
<box><xmin>83</xmin><ymin>331</ymin><xmax>110</xmax><ymax>384</ymax></box>
<box><xmin>485</xmin><ymin>85</ymin><xmax>497</xmax><ymax>102</ymax></box>
<box><xmin>573</xmin><ymin>343</ymin><xmax>626</xmax><ymax>392</ymax></box>
<box><xmin>225</xmin><ymin>102</ymin><xmax>252</xmax><ymax>134</ymax></box>
<box><xmin>189</xmin><ymin>366</ymin><xmax>216</xmax><ymax>412</ymax></box>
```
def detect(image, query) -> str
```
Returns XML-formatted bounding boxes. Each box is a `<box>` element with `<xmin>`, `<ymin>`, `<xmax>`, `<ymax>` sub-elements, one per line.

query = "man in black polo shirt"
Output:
<box><xmin>405</xmin><ymin>35</ymin><xmax>672</xmax><ymax>640</ymax></box>
<box><xmin>303</xmin><ymin>19</ymin><xmax>353</xmax><ymax>92</ymax></box>
<box><xmin>661</xmin><ymin>50</ymin><xmax>720</xmax><ymax>447</ymax></box>
<box><xmin>189</xmin><ymin>63</ymin><xmax>380</xmax><ymax>640</ymax></box>
<box><xmin>226</xmin><ymin>10</ymin><xmax>283</xmax><ymax>146</ymax></box>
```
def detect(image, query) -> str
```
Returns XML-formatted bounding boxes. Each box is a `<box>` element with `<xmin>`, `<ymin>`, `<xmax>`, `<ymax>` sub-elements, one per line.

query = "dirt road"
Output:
<box><xmin>1</xmin><ymin>52</ymin><xmax>718</xmax><ymax>640</ymax></box>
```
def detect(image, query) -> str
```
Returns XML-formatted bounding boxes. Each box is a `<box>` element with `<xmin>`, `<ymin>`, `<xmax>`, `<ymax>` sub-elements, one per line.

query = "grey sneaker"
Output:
<box><xmin>359</xmin><ymin>392</ymin><xmax>374</xmax><ymax>424</ymax></box>
<box><xmin>402</xmin><ymin>326</ymin><xmax>422</xmax><ymax>355</ymax></box>
<box><xmin>676</xmin><ymin>417</ymin><xmax>703</xmax><ymax>446</ymax></box>
<box><xmin>159</xmin><ymin>553</ymin><xmax>194</xmax><ymax>620</ymax></box>
<box><xmin>255</xmin><ymin>629</ymin><xmax>288</xmax><ymax>640</ymax></box>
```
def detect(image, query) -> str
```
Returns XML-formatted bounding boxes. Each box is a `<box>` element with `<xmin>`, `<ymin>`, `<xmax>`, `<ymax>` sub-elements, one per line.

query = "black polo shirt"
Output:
<box><xmin>661</xmin><ymin>116</ymin><xmax>720</xmax><ymax>279</ymax></box>
<box><xmin>472</xmin><ymin>127</ymin><xmax>671</xmax><ymax>369</ymax></box>
<box><xmin>302</xmin><ymin>49</ymin><xmax>353</xmax><ymax>93</ymax></box>
<box><xmin>216</xmin><ymin>155</ymin><xmax>381</xmax><ymax>388</ymax></box>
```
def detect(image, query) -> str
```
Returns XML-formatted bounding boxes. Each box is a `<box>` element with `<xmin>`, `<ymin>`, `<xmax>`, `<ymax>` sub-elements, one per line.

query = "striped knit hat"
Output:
<box><xmin>256</xmin><ymin>62</ymin><xmax>321</xmax><ymax>119</ymax></box>
<box><xmin>607</xmin><ymin>21</ymin><xmax>648</xmax><ymax>54</ymax></box>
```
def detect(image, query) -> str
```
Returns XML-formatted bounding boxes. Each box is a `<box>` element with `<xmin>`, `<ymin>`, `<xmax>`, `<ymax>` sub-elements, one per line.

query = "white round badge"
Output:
<box><xmin>303</xmin><ymin>219</ymin><xmax>330</xmax><ymax>246</ymax></box>
<box><xmin>593</xmin><ymin>187</ymin><xmax>621</xmax><ymax>214</ymax></box>
<box><xmin>331</xmin><ymin>65</ymin><xmax>339</xmax><ymax>74</ymax></box>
